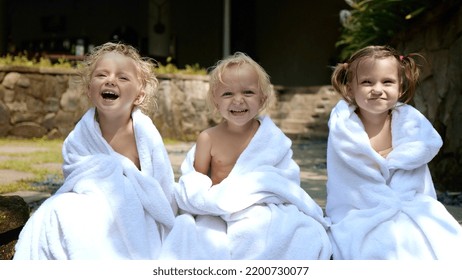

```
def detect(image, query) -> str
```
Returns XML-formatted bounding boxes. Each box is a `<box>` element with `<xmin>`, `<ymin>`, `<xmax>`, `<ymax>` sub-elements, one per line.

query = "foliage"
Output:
<box><xmin>0</xmin><ymin>53</ymin><xmax>207</xmax><ymax>75</ymax></box>
<box><xmin>155</xmin><ymin>56</ymin><xmax>207</xmax><ymax>75</ymax></box>
<box><xmin>336</xmin><ymin>0</ymin><xmax>440</xmax><ymax>60</ymax></box>
<box><xmin>0</xmin><ymin>53</ymin><xmax>73</xmax><ymax>68</ymax></box>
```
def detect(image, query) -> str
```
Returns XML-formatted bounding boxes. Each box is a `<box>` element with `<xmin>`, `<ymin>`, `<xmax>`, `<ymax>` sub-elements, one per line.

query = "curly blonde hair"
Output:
<box><xmin>77</xmin><ymin>42</ymin><xmax>159</xmax><ymax>114</ymax></box>
<box><xmin>207</xmin><ymin>52</ymin><xmax>274</xmax><ymax>116</ymax></box>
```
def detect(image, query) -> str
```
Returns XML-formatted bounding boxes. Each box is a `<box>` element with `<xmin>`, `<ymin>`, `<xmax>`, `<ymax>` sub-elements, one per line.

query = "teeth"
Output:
<box><xmin>230</xmin><ymin>109</ymin><xmax>248</xmax><ymax>113</ymax></box>
<box><xmin>101</xmin><ymin>91</ymin><xmax>119</xmax><ymax>100</ymax></box>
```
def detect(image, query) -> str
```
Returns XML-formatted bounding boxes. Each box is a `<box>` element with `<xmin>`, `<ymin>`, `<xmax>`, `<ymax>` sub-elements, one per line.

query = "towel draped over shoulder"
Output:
<box><xmin>326</xmin><ymin>100</ymin><xmax>462</xmax><ymax>260</ymax></box>
<box><xmin>161</xmin><ymin>116</ymin><xmax>332</xmax><ymax>260</ymax></box>
<box><xmin>14</xmin><ymin>108</ymin><xmax>176</xmax><ymax>260</ymax></box>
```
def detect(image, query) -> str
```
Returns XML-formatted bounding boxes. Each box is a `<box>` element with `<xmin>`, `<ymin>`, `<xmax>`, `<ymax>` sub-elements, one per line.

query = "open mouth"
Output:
<box><xmin>101</xmin><ymin>91</ymin><xmax>119</xmax><ymax>100</ymax></box>
<box><xmin>230</xmin><ymin>109</ymin><xmax>248</xmax><ymax>114</ymax></box>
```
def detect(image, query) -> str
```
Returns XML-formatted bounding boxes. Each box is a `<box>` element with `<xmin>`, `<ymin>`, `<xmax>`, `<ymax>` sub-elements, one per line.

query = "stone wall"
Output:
<box><xmin>151</xmin><ymin>74</ymin><xmax>212</xmax><ymax>141</ymax></box>
<box><xmin>0</xmin><ymin>66</ymin><xmax>339</xmax><ymax>141</ymax></box>
<box><xmin>0</xmin><ymin>66</ymin><xmax>88</xmax><ymax>139</ymax></box>
<box><xmin>395</xmin><ymin>1</ymin><xmax>462</xmax><ymax>191</ymax></box>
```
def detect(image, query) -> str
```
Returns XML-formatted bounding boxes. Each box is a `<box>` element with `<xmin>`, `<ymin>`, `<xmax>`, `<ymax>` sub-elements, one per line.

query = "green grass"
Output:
<box><xmin>0</xmin><ymin>138</ymin><xmax>64</xmax><ymax>194</ymax></box>
<box><xmin>0</xmin><ymin>138</ymin><xmax>179</xmax><ymax>194</ymax></box>
<box><xmin>0</xmin><ymin>137</ymin><xmax>180</xmax><ymax>194</ymax></box>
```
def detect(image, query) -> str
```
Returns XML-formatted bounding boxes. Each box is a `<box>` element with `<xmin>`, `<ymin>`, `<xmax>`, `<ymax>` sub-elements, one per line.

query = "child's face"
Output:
<box><xmin>348</xmin><ymin>57</ymin><xmax>400</xmax><ymax>117</ymax></box>
<box><xmin>88</xmin><ymin>52</ymin><xmax>145</xmax><ymax>117</ymax></box>
<box><xmin>213</xmin><ymin>64</ymin><xmax>264</xmax><ymax>126</ymax></box>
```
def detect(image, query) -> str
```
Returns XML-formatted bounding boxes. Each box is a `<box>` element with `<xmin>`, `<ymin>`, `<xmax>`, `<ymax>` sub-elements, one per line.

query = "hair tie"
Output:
<box><xmin>399</xmin><ymin>55</ymin><xmax>405</xmax><ymax>61</ymax></box>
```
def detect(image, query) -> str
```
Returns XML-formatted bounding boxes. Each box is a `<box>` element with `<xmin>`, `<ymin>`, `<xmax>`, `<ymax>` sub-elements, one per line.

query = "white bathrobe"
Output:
<box><xmin>161</xmin><ymin>116</ymin><xmax>332</xmax><ymax>260</ymax></box>
<box><xmin>14</xmin><ymin>108</ymin><xmax>176</xmax><ymax>260</ymax></box>
<box><xmin>326</xmin><ymin>100</ymin><xmax>462</xmax><ymax>260</ymax></box>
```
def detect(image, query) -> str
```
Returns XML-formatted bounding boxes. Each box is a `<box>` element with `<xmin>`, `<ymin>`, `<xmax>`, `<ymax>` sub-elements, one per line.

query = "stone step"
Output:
<box><xmin>285</xmin><ymin>111</ymin><xmax>317</xmax><ymax>120</ymax></box>
<box><xmin>280</xmin><ymin>122</ymin><xmax>308</xmax><ymax>134</ymax></box>
<box><xmin>3</xmin><ymin>191</ymin><xmax>51</xmax><ymax>204</ymax></box>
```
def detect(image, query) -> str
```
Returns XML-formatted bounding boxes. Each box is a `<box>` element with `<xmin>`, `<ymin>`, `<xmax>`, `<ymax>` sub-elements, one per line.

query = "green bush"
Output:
<box><xmin>155</xmin><ymin>57</ymin><xmax>207</xmax><ymax>75</ymax></box>
<box><xmin>336</xmin><ymin>0</ymin><xmax>440</xmax><ymax>60</ymax></box>
<box><xmin>0</xmin><ymin>53</ymin><xmax>207</xmax><ymax>75</ymax></box>
<box><xmin>0</xmin><ymin>53</ymin><xmax>73</xmax><ymax>68</ymax></box>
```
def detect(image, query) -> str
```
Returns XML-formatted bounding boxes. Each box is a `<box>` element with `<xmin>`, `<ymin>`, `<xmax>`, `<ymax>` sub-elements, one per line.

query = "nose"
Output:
<box><xmin>371</xmin><ymin>86</ymin><xmax>383</xmax><ymax>96</ymax></box>
<box><xmin>105</xmin><ymin>75</ymin><xmax>116</xmax><ymax>86</ymax></box>
<box><xmin>233</xmin><ymin>94</ymin><xmax>244</xmax><ymax>104</ymax></box>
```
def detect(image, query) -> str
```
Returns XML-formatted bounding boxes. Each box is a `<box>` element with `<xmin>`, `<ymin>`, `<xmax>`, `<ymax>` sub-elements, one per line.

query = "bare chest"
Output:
<box><xmin>109</xmin><ymin>134</ymin><xmax>141</xmax><ymax>170</ymax></box>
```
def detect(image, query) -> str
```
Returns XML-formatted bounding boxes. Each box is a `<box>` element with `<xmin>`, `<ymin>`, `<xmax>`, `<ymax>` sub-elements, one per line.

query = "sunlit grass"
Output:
<box><xmin>0</xmin><ymin>138</ymin><xmax>64</xmax><ymax>194</ymax></box>
<box><xmin>0</xmin><ymin>137</ymin><xmax>63</xmax><ymax>148</ymax></box>
<box><xmin>0</xmin><ymin>137</ymin><xmax>181</xmax><ymax>194</ymax></box>
<box><xmin>163</xmin><ymin>138</ymin><xmax>182</xmax><ymax>145</ymax></box>
<box><xmin>0</xmin><ymin>138</ymin><xmax>180</xmax><ymax>194</ymax></box>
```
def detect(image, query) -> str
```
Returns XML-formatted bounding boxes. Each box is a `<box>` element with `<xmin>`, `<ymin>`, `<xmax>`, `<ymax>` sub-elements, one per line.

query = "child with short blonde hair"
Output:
<box><xmin>195</xmin><ymin>52</ymin><xmax>275</xmax><ymax>185</ymax></box>
<box><xmin>164</xmin><ymin>52</ymin><xmax>332</xmax><ymax>260</ymax></box>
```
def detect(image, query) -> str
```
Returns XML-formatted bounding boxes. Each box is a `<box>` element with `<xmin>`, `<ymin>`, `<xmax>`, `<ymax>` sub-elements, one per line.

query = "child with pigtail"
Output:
<box><xmin>326</xmin><ymin>45</ymin><xmax>462</xmax><ymax>260</ymax></box>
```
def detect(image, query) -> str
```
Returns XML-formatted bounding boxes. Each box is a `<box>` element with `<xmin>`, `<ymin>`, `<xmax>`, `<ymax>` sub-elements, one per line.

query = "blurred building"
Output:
<box><xmin>0</xmin><ymin>0</ymin><xmax>348</xmax><ymax>86</ymax></box>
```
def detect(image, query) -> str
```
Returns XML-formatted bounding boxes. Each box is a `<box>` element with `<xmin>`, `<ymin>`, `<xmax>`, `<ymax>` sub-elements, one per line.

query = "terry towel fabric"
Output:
<box><xmin>326</xmin><ymin>100</ymin><xmax>462</xmax><ymax>260</ymax></box>
<box><xmin>14</xmin><ymin>108</ymin><xmax>176</xmax><ymax>260</ymax></box>
<box><xmin>161</xmin><ymin>116</ymin><xmax>332</xmax><ymax>260</ymax></box>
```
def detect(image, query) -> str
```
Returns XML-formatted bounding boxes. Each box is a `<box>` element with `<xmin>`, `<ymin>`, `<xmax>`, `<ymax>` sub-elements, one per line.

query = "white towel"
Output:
<box><xmin>161</xmin><ymin>116</ymin><xmax>332</xmax><ymax>260</ymax></box>
<box><xmin>326</xmin><ymin>100</ymin><xmax>462</xmax><ymax>259</ymax></box>
<box><xmin>14</xmin><ymin>108</ymin><xmax>176</xmax><ymax>260</ymax></box>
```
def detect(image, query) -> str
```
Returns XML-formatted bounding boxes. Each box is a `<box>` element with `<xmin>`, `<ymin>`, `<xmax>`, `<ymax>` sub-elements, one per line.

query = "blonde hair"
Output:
<box><xmin>331</xmin><ymin>45</ymin><xmax>422</xmax><ymax>106</ymax></box>
<box><xmin>207</xmin><ymin>52</ymin><xmax>274</xmax><ymax>116</ymax></box>
<box><xmin>78</xmin><ymin>42</ymin><xmax>158</xmax><ymax>114</ymax></box>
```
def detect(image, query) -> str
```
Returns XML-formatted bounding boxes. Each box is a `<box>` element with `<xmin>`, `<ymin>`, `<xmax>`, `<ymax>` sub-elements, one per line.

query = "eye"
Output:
<box><xmin>94</xmin><ymin>72</ymin><xmax>106</xmax><ymax>78</ymax></box>
<box><xmin>360</xmin><ymin>80</ymin><xmax>371</xmax><ymax>85</ymax></box>
<box><xmin>243</xmin><ymin>90</ymin><xmax>255</xmax><ymax>96</ymax></box>
<box><xmin>221</xmin><ymin>92</ymin><xmax>232</xmax><ymax>97</ymax></box>
<box><xmin>119</xmin><ymin>76</ymin><xmax>129</xmax><ymax>81</ymax></box>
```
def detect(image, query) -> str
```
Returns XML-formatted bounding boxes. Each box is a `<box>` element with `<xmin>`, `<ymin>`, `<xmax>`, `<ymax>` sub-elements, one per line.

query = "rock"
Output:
<box><xmin>1</xmin><ymin>72</ymin><xmax>21</xmax><ymax>89</ymax></box>
<box><xmin>0</xmin><ymin>195</ymin><xmax>30</xmax><ymax>260</ymax></box>
<box><xmin>10</xmin><ymin>122</ymin><xmax>47</xmax><ymax>138</ymax></box>
<box><xmin>0</xmin><ymin>101</ymin><xmax>11</xmax><ymax>136</ymax></box>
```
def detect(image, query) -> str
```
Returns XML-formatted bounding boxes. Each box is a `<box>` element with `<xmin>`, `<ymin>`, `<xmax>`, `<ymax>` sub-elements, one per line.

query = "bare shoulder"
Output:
<box><xmin>195</xmin><ymin>126</ymin><xmax>218</xmax><ymax>155</ymax></box>
<box><xmin>196</xmin><ymin>127</ymin><xmax>214</xmax><ymax>145</ymax></box>
<box><xmin>194</xmin><ymin>127</ymin><xmax>217</xmax><ymax>174</ymax></box>
<box><xmin>197</xmin><ymin>124</ymin><xmax>225</xmax><ymax>141</ymax></box>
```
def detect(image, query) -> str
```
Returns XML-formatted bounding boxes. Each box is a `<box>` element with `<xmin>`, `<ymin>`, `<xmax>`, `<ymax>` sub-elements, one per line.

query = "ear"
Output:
<box><xmin>346</xmin><ymin>84</ymin><xmax>353</xmax><ymax>97</ymax></box>
<box><xmin>86</xmin><ymin>84</ymin><xmax>91</xmax><ymax>98</ymax></box>
<box><xmin>346</xmin><ymin>84</ymin><xmax>356</xmax><ymax>104</ymax></box>
<box><xmin>134</xmin><ymin>90</ymin><xmax>146</xmax><ymax>105</ymax></box>
<box><xmin>260</xmin><ymin>95</ymin><xmax>267</xmax><ymax>107</ymax></box>
<box><xmin>212</xmin><ymin>94</ymin><xmax>219</xmax><ymax>109</ymax></box>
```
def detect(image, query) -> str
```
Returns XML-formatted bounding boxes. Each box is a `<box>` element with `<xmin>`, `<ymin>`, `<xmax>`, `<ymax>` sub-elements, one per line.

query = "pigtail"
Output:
<box><xmin>331</xmin><ymin>62</ymin><xmax>354</xmax><ymax>104</ymax></box>
<box><xmin>398</xmin><ymin>53</ymin><xmax>423</xmax><ymax>104</ymax></box>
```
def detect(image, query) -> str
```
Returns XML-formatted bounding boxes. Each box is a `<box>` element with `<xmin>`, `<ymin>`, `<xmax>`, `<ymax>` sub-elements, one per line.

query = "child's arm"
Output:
<box><xmin>194</xmin><ymin>131</ymin><xmax>212</xmax><ymax>176</ymax></box>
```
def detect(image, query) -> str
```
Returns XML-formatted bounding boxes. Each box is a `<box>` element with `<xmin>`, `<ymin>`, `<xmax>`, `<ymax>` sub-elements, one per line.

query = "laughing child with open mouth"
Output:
<box><xmin>14</xmin><ymin>42</ymin><xmax>177</xmax><ymax>259</ymax></box>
